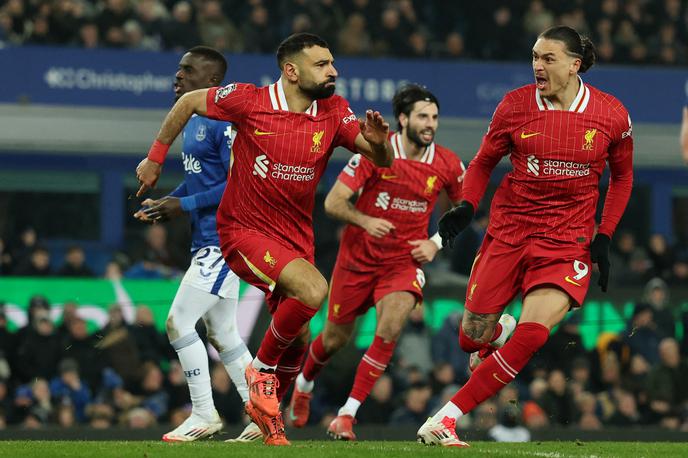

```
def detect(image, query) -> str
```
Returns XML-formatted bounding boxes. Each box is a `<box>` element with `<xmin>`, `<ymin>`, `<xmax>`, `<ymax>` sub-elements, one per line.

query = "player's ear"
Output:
<box><xmin>399</xmin><ymin>113</ymin><xmax>408</xmax><ymax>129</ymax></box>
<box><xmin>570</xmin><ymin>57</ymin><xmax>581</xmax><ymax>75</ymax></box>
<box><xmin>283</xmin><ymin>61</ymin><xmax>299</xmax><ymax>83</ymax></box>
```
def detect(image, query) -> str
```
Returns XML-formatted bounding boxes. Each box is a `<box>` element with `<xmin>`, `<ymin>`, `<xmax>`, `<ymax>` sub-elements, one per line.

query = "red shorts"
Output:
<box><xmin>219</xmin><ymin>228</ymin><xmax>313</xmax><ymax>313</ymax></box>
<box><xmin>327</xmin><ymin>261</ymin><xmax>425</xmax><ymax>325</ymax></box>
<box><xmin>465</xmin><ymin>234</ymin><xmax>591</xmax><ymax>315</ymax></box>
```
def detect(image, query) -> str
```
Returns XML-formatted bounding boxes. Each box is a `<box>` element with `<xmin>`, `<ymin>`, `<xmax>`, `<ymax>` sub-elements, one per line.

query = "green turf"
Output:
<box><xmin>0</xmin><ymin>441</ymin><xmax>686</xmax><ymax>458</ymax></box>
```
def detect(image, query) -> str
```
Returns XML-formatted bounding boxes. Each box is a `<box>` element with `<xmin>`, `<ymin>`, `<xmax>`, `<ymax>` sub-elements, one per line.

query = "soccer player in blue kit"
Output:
<box><xmin>134</xmin><ymin>46</ymin><xmax>259</xmax><ymax>442</ymax></box>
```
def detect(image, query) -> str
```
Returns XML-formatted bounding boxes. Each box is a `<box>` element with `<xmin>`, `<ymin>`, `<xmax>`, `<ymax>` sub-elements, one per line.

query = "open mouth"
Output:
<box><xmin>174</xmin><ymin>83</ymin><xmax>182</xmax><ymax>94</ymax></box>
<box><xmin>535</xmin><ymin>76</ymin><xmax>548</xmax><ymax>90</ymax></box>
<box><xmin>420</xmin><ymin>129</ymin><xmax>434</xmax><ymax>142</ymax></box>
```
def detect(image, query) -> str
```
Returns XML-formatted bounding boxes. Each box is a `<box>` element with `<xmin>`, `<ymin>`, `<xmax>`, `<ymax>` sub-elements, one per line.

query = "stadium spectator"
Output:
<box><xmin>609</xmin><ymin>230</ymin><xmax>651</xmax><ymax>286</ymax></box>
<box><xmin>57</xmin><ymin>246</ymin><xmax>94</xmax><ymax>277</ymax></box>
<box><xmin>625</xmin><ymin>303</ymin><xmax>661</xmax><ymax>366</ymax></box>
<box><xmin>161</xmin><ymin>1</ymin><xmax>200</xmax><ymax>51</ymax></box>
<box><xmin>389</xmin><ymin>382</ymin><xmax>432</xmax><ymax>425</ymax></box>
<box><xmin>431</xmin><ymin>312</ymin><xmax>470</xmax><ymax>385</ymax></box>
<box><xmin>96</xmin><ymin>304</ymin><xmax>142</xmax><ymax>389</ymax></box>
<box><xmin>489</xmin><ymin>404</ymin><xmax>531</xmax><ymax>442</ymax></box>
<box><xmin>209</xmin><ymin>362</ymin><xmax>243</xmax><ymax>425</ymax></box>
<box><xmin>15</xmin><ymin>308</ymin><xmax>61</xmax><ymax>383</ymax></box>
<box><xmin>540</xmin><ymin>369</ymin><xmax>577</xmax><ymax>426</ymax></box>
<box><xmin>534</xmin><ymin>312</ymin><xmax>588</xmax><ymax>375</ymax></box>
<box><xmin>576</xmin><ymin>391</ymin><xmax>602</xmax><ymax>430</ymax></box>
<box><xmin>129</xmin><ymin>306</ymin><xmax>166</xmax><ymax>364</ymax></box>
<box><xmin>60</xmin><ymin>315</ymin><xmax>103</xmax><ymax>391</ymax></box>
<box><xmin>49</xmin><ymin>358</ymin><xmax>92</xmax><ymax>423</ymax></box>
<box><xmin>337</xmin><ymin>13</ymin><xmax>371</xmax><ymax>56</ymax></box>
<box><xmin>137</xmin><ymin>362</ymin><xmax>168</xmax><ymax>421</ymax></box>
<box><xmin>13</xmin><ymin>246</ymin><xmax>52</xmax><ymax>277</ymax></box>
<box><xmin>240</xmin><ymin>5</ymin><xmax>275</xmax><ymax>53</ymax></box>
<box><xmin>607</xmin><ymin>388</ymin><xmax>642</xmax><ymax>426</ymax></box>
<box><xmin>355</xmin><ymin>374</ymin><xmax>394</xmax><ymax>425</ymax></box>
<box><xmin>0</xmin><ymin>237</ymin><xmax>12</xmax><ymax>274</ymax></box>
<box><xmin>647</xmin><ymin>234</ymin><xmax>675</xmax><ymax>281</ymax></box>
<box><xmin>198</xmin><ymin>0</ymin><xmax>242</xmax><ymax>52</ymax></box>
<box><xmin>646</xmin><ymin>338</ymin><xmax>688</xmax><ymax>428</ymax></box>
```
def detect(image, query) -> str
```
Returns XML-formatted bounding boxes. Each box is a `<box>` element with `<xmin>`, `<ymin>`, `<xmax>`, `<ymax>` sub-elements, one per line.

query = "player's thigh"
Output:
<box><xmin>520</xmin><ymin>287</ymin><xmax>571</xmax><ymax>330</ymax></box>
<box><xmin>275</xmin><ymin>258</ymin><xmax>328</xmax><ymax>308</ymax></box>
<box><xmin>465</xmin><ymin>235</ymin><xmax>524</xmax><ymax>315</ymax></box>
<box><xmin>327</xmin><ymin>262</ymin><xmax>376</xmax><ymax>327</ymax></box>
<box><xmin>221</xmin><ymin>230</ymin><xmax>301</xmax><ymax>295</ymax></box>
<box><xmin>168</xmin><ymin>283</ymin><xmax>220</xmax><ymax>340</ymax></box>
<box><xmin>373</xmin><ymin>264</ymin><xmax>423</xmax><ymax>337</ymax></box>
<box><xmin>522</xmin><ymin>238</ymin><xmax>592</xmax><ymax>319</ymax></box>
<box><xmin>375</xmin><ymin>291</ymin><xmax>417</xmax><ymax>339</ymax></box>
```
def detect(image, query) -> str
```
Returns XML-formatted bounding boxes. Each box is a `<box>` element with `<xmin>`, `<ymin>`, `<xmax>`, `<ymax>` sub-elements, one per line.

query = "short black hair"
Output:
<box><xmin>392</xmin><ymin>84</ymin><xmax>440</xmax><ymax>131</ymax></box>
<box><xmin>187</xmin><ymin>45</ymin><xmax>227</xmax><ymax>81</ymax></box>
<box><xmin>276</xmin><ymin>33</ymin><xmax>329</xmax><ymax>69</ymax></box>
<box><xmin>539</xmin><ymin>25</ymin><xmax>597</xmax><ymax>73</ymax></box>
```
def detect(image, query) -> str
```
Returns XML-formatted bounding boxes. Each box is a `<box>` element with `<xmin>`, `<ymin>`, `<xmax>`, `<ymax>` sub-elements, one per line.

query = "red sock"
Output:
<box><xmin>276</xmin><ymin>343</ymin><xmax>308</xmax><ymax>401</ymax></box>
<box><xmin>257</xmin><ymin>297</ymin><xmax>317</xmax><ymax>366</ymax></box>
<box><xmin>452</xmin><ymin>322</ymin><xmax>549</xmax><ymax>414</ymax></box>
<box><xmin>349</xmin><ymin>336</ymin><xmax>396</xmax><ymax>402</ymax></box>
<box><xmin>302</xmin><ymin>334</ymin><xmax>331</xmax><ymax>382</ymax></box>
<box><xmin>458</xmin><ymin>322</ymin><xmax>503</xmax><ymax>352</ymax></box>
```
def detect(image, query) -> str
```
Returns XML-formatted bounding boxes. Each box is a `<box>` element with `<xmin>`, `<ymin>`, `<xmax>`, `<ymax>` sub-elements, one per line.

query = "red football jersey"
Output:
<box><xmin>336</xmin><ymin>132</ymin><xmax>465</xmax><ymax>270</ymax></box>
<box><xmin>462</xmin><ymin>78</ymin><xmax>633</xmax><ymax>245</ymax></box>
<box><xmin>205</xmin><ymin>79</ymin><xmax>360</xmax><ymax>255</ymax></box>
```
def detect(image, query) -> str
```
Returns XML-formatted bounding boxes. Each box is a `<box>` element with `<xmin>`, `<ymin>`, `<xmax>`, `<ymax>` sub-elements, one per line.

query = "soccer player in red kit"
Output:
<box><xmin>135</xmin><ymin>33</ymin><xmax>393</xmax><ymax>446</ymax></box>
<box><xmin>286</xmin><ymin>85</ymin><xmax>469</xmax><ymax>440</ymax></box>
<box><xmin>417</xmin><ymin>26</ymin><xmax>634</xmax><ymax>447</ymax></box>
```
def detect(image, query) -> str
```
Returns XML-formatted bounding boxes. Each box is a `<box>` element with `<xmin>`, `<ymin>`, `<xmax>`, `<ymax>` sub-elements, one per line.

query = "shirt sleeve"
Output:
<box><xmin>598</xmin><ymin>109</ymin><xmax>634</xmax><ymax>238</ymax></box>
<box><xmin>337</xmin><ymin>153</ymin><xmax>375</xmax><ymax>192</ymax></box>
<box><xmin>205</xmin><ymin>83</ymin><xmax>254</xmax><ymax>123</ymax></box>
<box><xmin>461</xmin><ymin>96</ymin><xmax>513</xmax><ymax>208</ymax></box>
<box><xmin>333</xmin><ymin>98</ymin><xmax>361</xmax><ymax>152</ymax></box>
<box><xmin>168</xmin><ymin>182</ymin><xmax>188</xmax><ymax>198</ymax></box>
<box><xmin>444</xmin><ymin>153</ymin><xmax>466</xmax><ymax>203</ymax></box>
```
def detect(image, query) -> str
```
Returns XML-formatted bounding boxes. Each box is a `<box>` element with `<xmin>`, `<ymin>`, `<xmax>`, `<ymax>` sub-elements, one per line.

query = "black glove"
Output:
<box><xmin>590</xmin><ymin>233</ymin><xmax>611</xmax><ymax>292</ymax></box>
<box><xmin>438</xmin><ymin>201</ymin><xmax>475</xmax><ymax>249</ymax></box>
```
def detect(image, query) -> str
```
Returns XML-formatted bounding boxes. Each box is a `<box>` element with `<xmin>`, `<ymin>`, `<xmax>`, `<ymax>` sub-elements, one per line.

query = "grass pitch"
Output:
<box><xmin>0</xmin><ymin>441</ymin><xmax>686</xmax><ymax>458</ymax></box>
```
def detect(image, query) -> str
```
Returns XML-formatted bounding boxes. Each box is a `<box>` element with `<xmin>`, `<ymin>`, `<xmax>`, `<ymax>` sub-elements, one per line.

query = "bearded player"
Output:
<box><xmin>135</xmin><ymin>33</ymin><xmax>393</xmax><ymax>445</ymax></box>
<box><xmin>418</xmin><ymin>26</ymin><xmax>633</xmax><ymax>447</ymax></box>
<box><xmin>286</xmin><ymin>85</ymin><xmax>501</xmax><ymax>441</ymax></box>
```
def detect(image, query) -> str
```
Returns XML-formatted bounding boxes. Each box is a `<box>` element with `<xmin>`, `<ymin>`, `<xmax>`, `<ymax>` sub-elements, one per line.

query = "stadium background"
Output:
<box><xmin>1</xmin><ymin>0</ymin><xmax>688</xmax><ymax>442</ymax></box>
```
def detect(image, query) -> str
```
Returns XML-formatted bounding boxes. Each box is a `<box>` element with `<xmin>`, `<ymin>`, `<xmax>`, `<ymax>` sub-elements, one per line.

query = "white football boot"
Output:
<box><xmin>224</xmin><ymin>422</ymin><xmax>263</xmax><ymax>443</ymax></box>
<box><xmin>162</xmin><ymin>410</ymin><xmax>223</xmax><ymax>442</ymax></box>
<box><xmin>416</xmin><ymin>416</ymin><xmax>469</xmax><ymax>447</ymax></box>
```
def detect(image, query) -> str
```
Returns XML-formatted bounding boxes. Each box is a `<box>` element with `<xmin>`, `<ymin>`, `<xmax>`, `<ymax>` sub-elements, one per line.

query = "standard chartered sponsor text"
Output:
<box><xmin>272</xmin><ymin>163</ymin><xmax>315</xmax><ymax>181</ymax></box>
<box><xmin>391</xmin><ymin>197</ymin><xmax>427</xmax><ymax>213</ymax></box>
<box><xmin>542</xmin><ymin>159</ymin><xmax>591</xmax><ymax>177</ymax></box>
<box><xmin>44</xmin><ymin>67</ymin><xmax>172</xmax><ymax>95</ymax></box>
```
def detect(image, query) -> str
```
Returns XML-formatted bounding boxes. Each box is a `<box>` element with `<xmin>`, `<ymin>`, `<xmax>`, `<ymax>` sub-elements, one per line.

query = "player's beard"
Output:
<box><xmin>300</xmin><ymin>78</ymin><xmax>336</xmax><ymax>100</ymax></box>
<box><xmin>406</xmin><ymin>125</ymin><xmax>434</xmax><ymax>148</ymax></box>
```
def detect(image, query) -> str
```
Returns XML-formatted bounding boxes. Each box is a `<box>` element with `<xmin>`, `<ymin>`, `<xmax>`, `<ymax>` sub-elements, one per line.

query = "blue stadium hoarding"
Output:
<box><xmin>2</xmin><ymin>45</ymin><xmax>686</xmax><ymax>123</ymax></box>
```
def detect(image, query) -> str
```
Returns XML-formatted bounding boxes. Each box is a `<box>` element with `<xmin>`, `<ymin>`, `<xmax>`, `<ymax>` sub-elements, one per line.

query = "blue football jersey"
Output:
<box><xmin>173</xmin><ymin>114</ymin><xmax>234</xmax><ymax>253</ymax></box>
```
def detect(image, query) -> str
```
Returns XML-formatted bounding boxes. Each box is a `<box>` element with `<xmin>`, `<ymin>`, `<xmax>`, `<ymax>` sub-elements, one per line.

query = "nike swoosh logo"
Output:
<box><xmin>565</xmin><ymin>276</ymin><xmax>582</xmax><ymax>287</ymax></box>
<box><xmin>520</xmin><ymin>131</ymin><xmax>541</xmax><ymax>139</ymax></box>
<box><xmin>368</xmin><ymin>371</ymin><xmax>381</xmax><ymax>378</ymax></box>
<box><xmin>492</xmin><ymin>373</ymin><xmax>508</xmax><ymax>385</ymax></box>
<box><xmin>381</xmin><ymin>174</ymin><xmax>397</xmax><ymax>180</ymax></box>
<box><xmin>254</xmin><ymin>129</ymin><xmax>275</xmax><ymax>136</ymax></box>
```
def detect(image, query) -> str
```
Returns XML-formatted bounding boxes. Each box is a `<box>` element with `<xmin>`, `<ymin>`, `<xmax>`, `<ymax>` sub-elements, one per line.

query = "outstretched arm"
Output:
<box><xmin>136</xmin><ymin>89</ymin><xmax>210</xmax><ymax>196</ymax></box>
<box><xmin>324</xmin><ymin>180</ymin><xmax>395</xmax><ymax>238</ymax></box>
<box><xmin>353</xmin><ymin>110</ymin><xmax>394</xmax><ymax>167</ymax></box>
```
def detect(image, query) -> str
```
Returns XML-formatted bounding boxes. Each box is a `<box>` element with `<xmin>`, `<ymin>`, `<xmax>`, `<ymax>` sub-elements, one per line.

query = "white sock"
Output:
<box><xmin>172</xmin><ymin>332</ymin><xmax>214</xmax><ymax>419</ymax></box>
<box><xmin>338</xmin><ymin>397</ymin><xmax>361</xmax><ymax>418</ymax></box>
<box><xmin>295</xmin><ymin>373</ymin><xmax>314</xmax><ymax>393</ymax></box>
<box><xmin>219</xmin><ymin>344</ymin><xmax>252</xmax><ymax>403</ymax></box>
<box><xmin>432</xmin><ymin>401</ymin><xmax>464</xmax><ymax>422</ymax></box>
<box><xmin>252</xmin><ymin>356</ymin><xmax>277</xmax><ymax>372</ymax></box>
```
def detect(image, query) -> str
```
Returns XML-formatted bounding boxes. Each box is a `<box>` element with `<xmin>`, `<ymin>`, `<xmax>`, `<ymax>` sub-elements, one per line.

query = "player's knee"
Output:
<box><xmin>322</xmin><ymin>328</ymin><xmax>349</xmax><ymax>353</ymax></box>
<box><xmin>299</xmin><ymin>277</ymin><xmax>328</xmax><ymax>309</ymax></box>
<box><xmin>377</xmin><ymin>321</ymin><xmax>403</xmax><ymax>342</ymax></box>
<box><xmin>165</xmin><ymin>315</ymin><xmax>178</xmax><ymax>339</ymax></box>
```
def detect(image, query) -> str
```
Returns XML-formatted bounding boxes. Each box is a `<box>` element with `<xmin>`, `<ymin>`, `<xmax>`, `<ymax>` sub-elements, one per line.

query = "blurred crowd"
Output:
<box><xmin>1</xmin><ymin>0</ymin><xmax>687</xmax><ymax>65</ymax></box>
<box><xmin>0</xmin><ymin>276</ymin><xmax>688</xmax><ymax>434</ymax></box>
<box><xmin>0</xmin><ymin>296</ymin><xmax>244</xmax><ymax>429</ymax></box>
<box><xmin>0</xmin><ymin>226</ymin><xmax>189</xmax><ymax>279</ymax></box>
